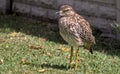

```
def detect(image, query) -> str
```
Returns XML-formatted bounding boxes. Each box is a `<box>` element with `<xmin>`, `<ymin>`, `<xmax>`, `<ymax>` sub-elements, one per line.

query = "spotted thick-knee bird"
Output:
<box><xmin>57</xmin><ymin>5</ymin><xmax>96</xmax><ymax>70</ymax></box>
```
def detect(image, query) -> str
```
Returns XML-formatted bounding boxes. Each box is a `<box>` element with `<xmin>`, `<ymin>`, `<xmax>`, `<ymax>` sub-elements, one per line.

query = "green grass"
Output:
<box><xmin>0</xmin><ymin>14</ymin><xmax>120</xmax><ymax>74</ymax></box>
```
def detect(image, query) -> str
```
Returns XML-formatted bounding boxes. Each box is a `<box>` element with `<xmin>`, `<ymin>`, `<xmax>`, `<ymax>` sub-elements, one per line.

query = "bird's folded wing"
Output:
<box><xmin>67</xmin><ymin>15</ymin><xmax>95</xmax><ymax>44</ymax></box>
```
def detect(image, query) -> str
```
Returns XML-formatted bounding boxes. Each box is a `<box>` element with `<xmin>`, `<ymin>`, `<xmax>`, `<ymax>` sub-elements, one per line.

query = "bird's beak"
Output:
<box><xmin>55</xmin><ymin>11</ymin><xmax>59</xmax><ymax>14</ymax></box>
<box><xmin>55</xmin><ymin>11</ymin><xmax>62</xmax><ymax>15</ymax></box>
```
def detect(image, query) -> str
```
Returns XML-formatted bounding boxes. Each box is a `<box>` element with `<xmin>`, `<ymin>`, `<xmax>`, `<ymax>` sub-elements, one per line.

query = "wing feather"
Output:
<box><xmin>67</xmin><ymin>14</ymin><xmax>95</xmax><ymax>44</ymax></box>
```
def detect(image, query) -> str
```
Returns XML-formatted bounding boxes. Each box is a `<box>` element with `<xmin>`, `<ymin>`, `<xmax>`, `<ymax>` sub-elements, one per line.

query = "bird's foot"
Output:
<box><xmin>69</xmin><ymin>60</ymin><xmax>79</xmax><ymax>70</ymax></box>
<box><xmin>69</xmin><ymin>61</ymin><xmax>75</xmax><ymax>69</ymax></box>
<box><xmin>75</xmin><ymin>59</ymin><xmax>79</xmax><ymax>70</ymax></box>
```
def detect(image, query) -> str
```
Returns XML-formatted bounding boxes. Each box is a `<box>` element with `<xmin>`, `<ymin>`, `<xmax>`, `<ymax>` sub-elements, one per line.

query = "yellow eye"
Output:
<box><xmin>63</xmin><ymin>9</ymin><xmax>69</xmax><ymax>12</ymax></box>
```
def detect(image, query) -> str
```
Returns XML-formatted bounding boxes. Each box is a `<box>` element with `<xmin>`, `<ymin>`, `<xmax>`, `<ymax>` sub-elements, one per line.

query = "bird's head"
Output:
<box><xmin>57</xmin><ymin>5</ymin><xmax>75</xmax><ymax>17</ymax></box>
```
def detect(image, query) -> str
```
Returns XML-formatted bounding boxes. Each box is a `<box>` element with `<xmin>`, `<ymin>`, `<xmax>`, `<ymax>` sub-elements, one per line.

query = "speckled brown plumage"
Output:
<box><xmin>58</xmin><ymin>5</ymin><xmax>96</xmax><ymax>70</ymax></box>
<box><xmin>59</xmin><ymin>5</ymin><xmax>95</xmax><ymax>48</ymax></box>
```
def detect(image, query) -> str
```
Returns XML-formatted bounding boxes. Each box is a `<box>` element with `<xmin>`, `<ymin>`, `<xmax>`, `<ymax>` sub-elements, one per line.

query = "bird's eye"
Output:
<box><xmin>63</xmin><ymin>9</ymin><xmax>69</xmax><ymax>12</ymax></box>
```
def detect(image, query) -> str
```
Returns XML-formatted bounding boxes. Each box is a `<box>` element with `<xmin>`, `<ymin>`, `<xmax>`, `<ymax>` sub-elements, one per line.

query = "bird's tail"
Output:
<box><xmin>84</xmin><ymin>43</ymin><xmax>94</xmax><ymax>54</ymax></box>
<box><xmin>89</xmin><ymin>46</ymin><xmax>93</xmax><ymax>54</ymax></box>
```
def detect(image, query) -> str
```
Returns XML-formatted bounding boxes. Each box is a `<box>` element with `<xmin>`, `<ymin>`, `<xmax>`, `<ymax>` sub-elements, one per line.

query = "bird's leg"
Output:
<box><xmin>70</xmin><ymin>46</ymin><xmax>73</xmax><ymax>68</ymax></box>
<box><xmin>75</xmin><ymin>47</ymin><xmax>79</xmax><ymax>70</ymax></box>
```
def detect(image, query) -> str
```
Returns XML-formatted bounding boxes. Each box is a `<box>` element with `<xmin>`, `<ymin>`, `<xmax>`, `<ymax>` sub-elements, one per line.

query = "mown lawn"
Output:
<box><xmin>0</xmin><ymin>14</ymin><xmax>120</xmax><ymax>74</ymax></box>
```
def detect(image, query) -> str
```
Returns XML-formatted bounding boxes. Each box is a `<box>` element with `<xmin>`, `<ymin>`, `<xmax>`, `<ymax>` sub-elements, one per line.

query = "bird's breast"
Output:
<box><xmin>59</xmin><ymin>24</ymin><xmax>84</xmax><ymax>47</ymax></box>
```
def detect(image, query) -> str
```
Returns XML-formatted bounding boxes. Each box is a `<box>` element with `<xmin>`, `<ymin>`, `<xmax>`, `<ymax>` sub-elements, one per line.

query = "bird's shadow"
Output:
<box><xmin>29</xmin><ymin>63</ymin><xmax>69</xmax><ymax>70</ymax></box>
<box><xmin>41</xmin><ymin>64</ymin><xmax>69</xmax><ymax>70</ymax></box>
